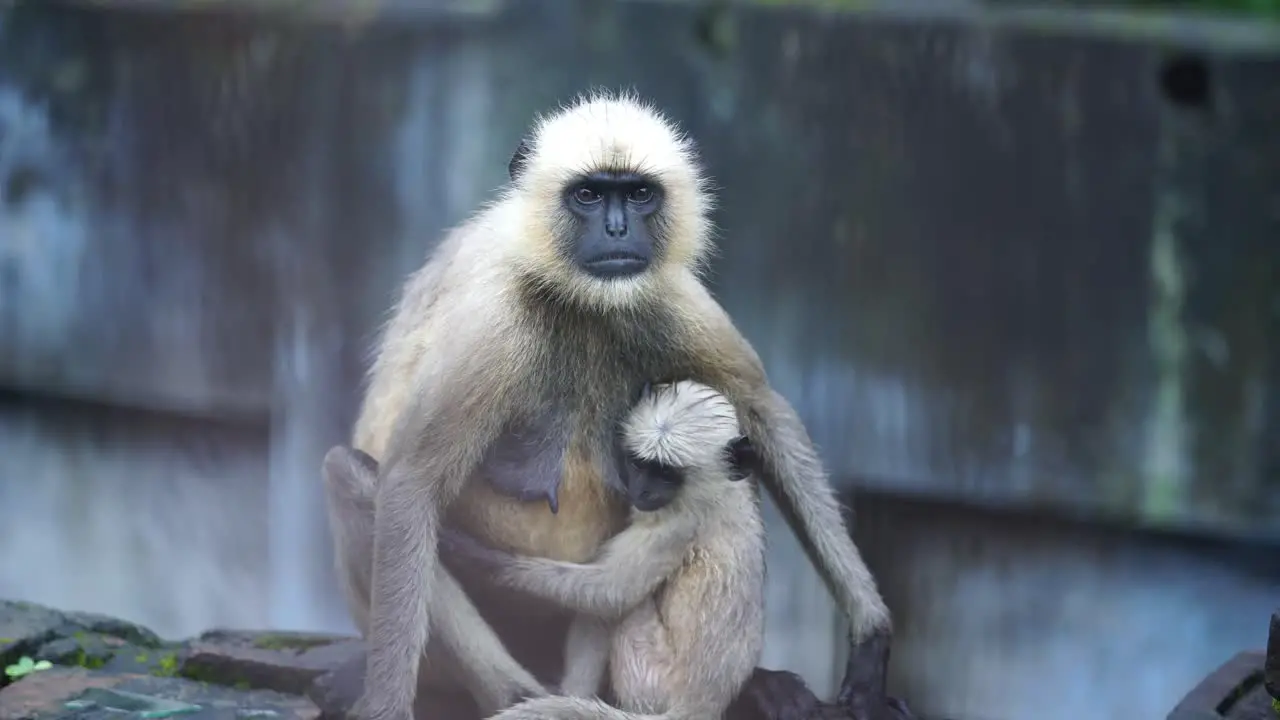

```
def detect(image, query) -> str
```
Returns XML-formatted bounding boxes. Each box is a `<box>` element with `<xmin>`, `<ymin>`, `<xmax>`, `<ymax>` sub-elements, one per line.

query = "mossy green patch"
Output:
<box><xmin>250</xmin><ymin>634</ymin><xmax>332</xmax><ymax>652</ymax></box>
<box><xmin>37</xmin><ymin>635</ymin><xmax>116</xmax><ymax>672</ymax></box>
<box><xmin>177</xmin><ymin>661</ymin><xmax>237</xmax><ymax>687</ymax></box>
<box><xmin>68</xmin><ymin>648</ymin><xmax>107</xmax><ymax>670</ymax></box>
<box><xmin>151</xmin><ymin>653</ymin><xmax>180</xmax><ymax>678</ymax></box>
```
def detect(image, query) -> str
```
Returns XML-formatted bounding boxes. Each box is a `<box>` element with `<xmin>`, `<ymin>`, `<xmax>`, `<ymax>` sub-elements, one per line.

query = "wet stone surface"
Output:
<box><xmin>0</xmin><ymin>667</ymin><xmax>319</xmax><ymax>720</ymax></box>
<box><xmin>182</xmin><ymin>630</ymin><xmax>363</xmax><ymax>697</ymax></box>
<box><xmin>0</xmin><ymin>600</ymin><xmax>342</xmax><ymax>720</ymax></box>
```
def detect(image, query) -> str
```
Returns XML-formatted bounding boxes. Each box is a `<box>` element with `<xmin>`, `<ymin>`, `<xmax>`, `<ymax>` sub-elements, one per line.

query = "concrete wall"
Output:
<box><xmin>1</xmin><ymin>1</ymin><xmax>1277</xmax><ymax>718</ymax></box>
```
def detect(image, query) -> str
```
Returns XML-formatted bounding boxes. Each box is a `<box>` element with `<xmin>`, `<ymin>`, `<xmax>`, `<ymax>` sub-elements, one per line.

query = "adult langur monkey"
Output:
<box><xmin>348</xmin><ymin>91</ymin><xmax>892</xmax><ymax>720</ymax></box>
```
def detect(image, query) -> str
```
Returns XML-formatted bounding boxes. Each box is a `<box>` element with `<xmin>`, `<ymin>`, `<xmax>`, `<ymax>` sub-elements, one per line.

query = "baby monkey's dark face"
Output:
<box><xmin>619</xmin><ymin>436</ymin><xmax>760</xmax><ymax>513</ymax></box>
<box><xmin>563</xmin><ymin>170</ymin><xmax>665</xmax><ymax>280</ymax></box>
<box><xmin>624</xmin><ymin>455</ymin><xmax>686</xmax><ymax>512</ymax></box>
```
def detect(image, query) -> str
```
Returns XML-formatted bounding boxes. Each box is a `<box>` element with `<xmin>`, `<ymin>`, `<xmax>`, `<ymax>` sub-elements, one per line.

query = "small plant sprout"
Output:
<box><xmin>4</xmin><ymin>656</ymin><xmax>53</xmax><ymax>679</ymax></box>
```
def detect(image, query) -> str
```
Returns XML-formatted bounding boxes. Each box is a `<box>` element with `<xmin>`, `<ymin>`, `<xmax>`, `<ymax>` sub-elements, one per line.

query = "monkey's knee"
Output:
<box><xmin>323</xmin><ymin>445</ymin><xmax>378</xmax><ymax>504</ymax></box>
<box><xmin>323</xmin><ymin>445</ymin><xmax>378</xmax><ymax>548</ymax></box>
<box><xmin>322</xmin><ymin>445</ymin><xmax>379</xmax><ymax>629</ymax></box>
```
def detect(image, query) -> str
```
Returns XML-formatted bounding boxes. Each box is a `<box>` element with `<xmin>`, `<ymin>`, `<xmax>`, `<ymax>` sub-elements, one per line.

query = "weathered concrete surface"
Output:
<box><xmin>1</xmin><ymin>2</ymin><xmax>1278</xmax><ymax>719</ymax></box>
<box><xmin>1</xmin><ymin>0</ymin><xmax>1276</xmax><ymax>535</ymax></box>
<box><xmin>853</xmin><ymin>489</ymin><xmax>1280</xmax><ymax>720</ymax></box>
<box><xmin>0</xmin><ymin>396</ymin><xmax>275</xmax><ymax>639</ymax></box>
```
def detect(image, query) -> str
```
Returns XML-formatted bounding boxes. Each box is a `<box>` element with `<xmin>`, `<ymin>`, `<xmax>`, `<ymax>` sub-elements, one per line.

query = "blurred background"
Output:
<box><xmin>0</xmin><ymin>0</ymin><xmax>1277</xmax><ymax>718</ymax></box>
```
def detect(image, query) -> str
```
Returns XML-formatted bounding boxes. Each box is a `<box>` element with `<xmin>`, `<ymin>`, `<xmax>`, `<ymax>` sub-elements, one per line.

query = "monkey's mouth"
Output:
<box><xmin>583</xmin><ymin>252</ymin><xmax>650</xmax><ymax>279</ymax></box>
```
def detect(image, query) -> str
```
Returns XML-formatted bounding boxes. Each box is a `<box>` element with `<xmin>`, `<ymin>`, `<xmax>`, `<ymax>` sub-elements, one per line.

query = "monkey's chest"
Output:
<box><xmin>451</xmin><ymin>418</ymin><xmax>627</xmax><ymax>562</ymax></box>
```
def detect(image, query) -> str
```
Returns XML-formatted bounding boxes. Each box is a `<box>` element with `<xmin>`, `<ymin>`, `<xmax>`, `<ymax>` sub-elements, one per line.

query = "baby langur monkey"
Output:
<box><xmin>441</xmin><ymin>380</ymin><xmax>766</xmax><ymax>720</ymax></box>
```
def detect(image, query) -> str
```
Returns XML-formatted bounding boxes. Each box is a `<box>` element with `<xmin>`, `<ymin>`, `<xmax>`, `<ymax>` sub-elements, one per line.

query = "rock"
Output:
<box><xmin>0</xmin><ymin>600</ymin><xmax>165</xmax><ymax>674</ymax></box>
<box><xmin>0</xmin><ymin>666</ymin><xmax>319</xmax><ymax>719</ymax></box>
<box><xmin>181</xmin><ymin>630</ymin><xmax>363</xmax><ymax>696</ymax></box>
<box><xmin>1168</xmin><ymin>651</ymin><xmax>1272</xmax><ymax>720</ymax></box>
<box><xmin>728</xmin><ymin>669</ymin><xmax>824</xmax><ymax>720</ymax></box>
<box><xmin>305</xmin><ymin>650</ymin><xmax>365</xmax><ymax>720</ymax></box>
<box><xmin>0</xmin><ymin>598</ymin><xmax>918</xmax><ymax>720</ymax></box>
<box><xmin>0</xmin><ymin>602</ymin><xmax>70</xmax><ymax>664</ymax></box>
<box><xmin>1266</xmin><ymin>609</ymin><xmax>1279</xmax><ymax>702</ymax></box>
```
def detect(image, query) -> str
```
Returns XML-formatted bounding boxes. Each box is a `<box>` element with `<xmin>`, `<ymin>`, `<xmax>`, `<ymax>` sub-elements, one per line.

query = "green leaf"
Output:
<box><xmin>4</xmin><ymin>656</ymin><xmax>39</xmax><ymax>679</ymax></box>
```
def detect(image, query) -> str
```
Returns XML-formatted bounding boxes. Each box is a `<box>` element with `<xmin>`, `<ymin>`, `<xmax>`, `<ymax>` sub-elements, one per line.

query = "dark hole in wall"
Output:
<box><xmin>1159</xmin><ymin>53</ymin><xmax>1214</xmax><ymax>113</ymax></box>
<box><xmin>692</xmin><ymin>1</ymin><xmax>735</xmax><ymax>57</ymax></box>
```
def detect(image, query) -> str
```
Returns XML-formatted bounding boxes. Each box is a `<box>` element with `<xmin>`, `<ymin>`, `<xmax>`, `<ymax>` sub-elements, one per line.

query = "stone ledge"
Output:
<box><xmin>0</xmin><ymin>667</ymin><xmax>319</xmax><ymax>720</ymax></box>
<box><xmin>1</xmin><ymin>598</ymin><xmax>914</xmax><ymax>720</ymax></box>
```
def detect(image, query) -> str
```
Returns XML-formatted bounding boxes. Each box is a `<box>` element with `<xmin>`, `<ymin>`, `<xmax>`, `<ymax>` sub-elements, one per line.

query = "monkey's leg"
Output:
<box><xmin>474</xmin><ymin>602</ymin><xmax>701</xmax><ymax>720</ymax></box>
<box><xmin>322</xmin><ymin>447</ymin><xmax>546</xmax><ymax>714</ymax></box>
<box><xmin>432</xmin><ymin>567</ymin><xmax>549</xmax><ymax>714</ymax></box>
<box><xmin>608</xmin><ymin>598</ymin><xmax>675</xmax><ymax>715</ymax></box>
<box><xmin>559</xmin><ymin>615</ymin><xmax>612</xmax><ymax>698</ymax></box>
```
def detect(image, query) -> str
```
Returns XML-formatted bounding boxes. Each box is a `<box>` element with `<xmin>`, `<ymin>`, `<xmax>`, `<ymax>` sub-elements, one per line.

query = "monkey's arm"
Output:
<box><xmin>690</xmin><ymin>283</ymin><xmax>891</xmax><ymax>643</ymax></box>
<box><xmin>361</xmin><ymin>354</ymin><xmax>522</xmax><ymax>720</ymax></box>
<box><xmin>743</xmin><ymin>386</ymin><xmax>890</xmax><ymax>641</ymax></box>
<box><xmin>439</xmin><ymin>515</ymin><xmax>698</xmax><ymax>620</ymax></box>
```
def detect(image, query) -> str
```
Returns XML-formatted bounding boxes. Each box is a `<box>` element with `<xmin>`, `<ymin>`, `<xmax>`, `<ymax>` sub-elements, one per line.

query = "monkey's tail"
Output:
<box><xmin>485</xmin><ymin>696</ymin><xmax>692</xmax><ymax>720</ymax></box>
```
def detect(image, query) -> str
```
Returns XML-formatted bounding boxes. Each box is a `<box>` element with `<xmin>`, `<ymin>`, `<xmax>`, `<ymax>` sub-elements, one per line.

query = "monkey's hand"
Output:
<box><xmin>837</xmin><ymin>626</ymin><xmax>914</xmax><ymax>720</ymax></box>
<box><xmin>439</xmin><ymin>526</ymin><xmax>517</xmax><ymax>573</ymax></box>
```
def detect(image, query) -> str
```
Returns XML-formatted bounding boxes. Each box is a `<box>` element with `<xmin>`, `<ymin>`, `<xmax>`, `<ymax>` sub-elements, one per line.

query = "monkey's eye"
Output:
<box><xmin>572</xmin><ymin>187</ymin><xmax>602</xmax><ymax>205</ymax></box>
<box><xmin>628</xmin><ymin>187</ymin><xmax>653</xmax><ymax>204</ymax></box>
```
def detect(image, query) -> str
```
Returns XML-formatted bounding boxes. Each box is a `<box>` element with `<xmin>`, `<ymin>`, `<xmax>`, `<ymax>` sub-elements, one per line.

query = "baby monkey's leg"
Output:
<box><xmin>559</xmin><ymin>616</ymin><xmax>613</xmax><ymax>698</ymax></box>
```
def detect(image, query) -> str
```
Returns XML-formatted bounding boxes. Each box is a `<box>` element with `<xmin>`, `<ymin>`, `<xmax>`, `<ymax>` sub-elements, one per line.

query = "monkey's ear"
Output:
<box><xmin>508</xmin><ymin>139</ymin><xmax>531</xmax><ymax>182</ymax></box>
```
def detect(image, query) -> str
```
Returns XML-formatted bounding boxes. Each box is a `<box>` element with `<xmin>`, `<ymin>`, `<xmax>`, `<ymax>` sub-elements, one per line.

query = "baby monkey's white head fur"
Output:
<box><xmin>506</xmin><ymin>91</ymin><xmax>715</xmax><ymax>310</ymax></box>
<box><xmin>621</xmin><ymin>380</ymin><xmax>743</xmax><ymax>512</ymax></box>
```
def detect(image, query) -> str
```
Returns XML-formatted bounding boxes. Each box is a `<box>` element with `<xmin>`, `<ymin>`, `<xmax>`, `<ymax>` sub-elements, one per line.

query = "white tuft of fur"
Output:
<box><xmin>622</xmin><ymin>381</ymin><xmax>741</xmax><ymax>470</ymax></box>
<box><xmin>509</xmin><ymin>90</ymin><xmax>716</xmax><ymax>311</ymax></box>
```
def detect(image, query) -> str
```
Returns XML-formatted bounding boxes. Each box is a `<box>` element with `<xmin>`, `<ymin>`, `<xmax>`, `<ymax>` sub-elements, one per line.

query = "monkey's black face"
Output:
<box><xmin>626</xmin><ymin>456</ymin><xmax>685</xmax><ymax>513</ymax></box>
<box><xmin>563</xmin><ymin>171</ymin><xmax>664</xmax><ymax>280</ymax></box>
